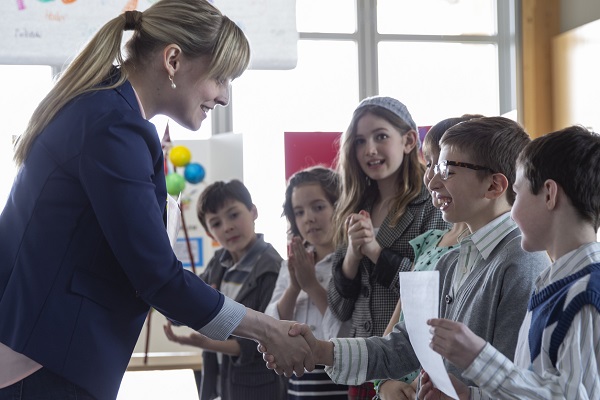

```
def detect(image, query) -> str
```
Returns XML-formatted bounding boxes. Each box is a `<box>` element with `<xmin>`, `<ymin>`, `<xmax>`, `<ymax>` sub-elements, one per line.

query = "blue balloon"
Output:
<box><xmin>184</xmin><ymin>162</ymin><xmax>206</xmax><ymax>184</ymax></box>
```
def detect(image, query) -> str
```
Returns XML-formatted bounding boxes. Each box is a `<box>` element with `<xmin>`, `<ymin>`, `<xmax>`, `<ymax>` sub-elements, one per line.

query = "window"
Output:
<box><xmin>233</xmin><ymin>0</ymin><xmax>516</xmax><ymax>255</ymax></box>
<box><xmin>233</xmin><ymin>40</ymin><xmax>359</xmax><ymax>252</ymax></box>
<box><xmin>377</xmin><ymin>0</ymin><xmax>496</xmax><ymax>35</ymax></box>
<box><xmin>1</xmin><ymin>1</ymin><xmax>518</xmax><ymax>256</ymax></box>
<box><xmin>378</xmin><ymin>41</ymin><xmax>499</xmax><ymax>125</ymax></box>
<box><xmin>0</xmin><ymin>66</ymin><xmax>211</xmax><ymax>209</ymax></box>
<box><xmin>0</xmin><ymin>65</ymin><xmax>53</xmax><ymax>207</ymax></box>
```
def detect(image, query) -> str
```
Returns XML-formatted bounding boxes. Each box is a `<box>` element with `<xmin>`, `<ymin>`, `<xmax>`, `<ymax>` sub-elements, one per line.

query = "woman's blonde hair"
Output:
<box><xmin>333</xmin><ymin>105</ymin><xmax>425</xmax><ymax>247</ymax></box>
<box><xmin>14</xmin><ymin>0</ymin><xmax>250</xmax><ymax>166</ymax></box>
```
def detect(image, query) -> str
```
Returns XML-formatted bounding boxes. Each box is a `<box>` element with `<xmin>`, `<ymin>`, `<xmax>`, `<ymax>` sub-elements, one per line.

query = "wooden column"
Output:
<box><xmin>521</xmin><ymin>0</ymin><xmax>560</xmax><ymax>138</ymax></box>
<box><xmin>552</xmin><ymin>19</ymin><xmax>600</xmax><ymax>132</ymax></box>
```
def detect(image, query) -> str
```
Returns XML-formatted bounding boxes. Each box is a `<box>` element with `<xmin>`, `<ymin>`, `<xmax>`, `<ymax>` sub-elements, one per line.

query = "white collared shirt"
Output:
<box><xmin>464</xmin><ymin>242</ymin><xmax>600</xmax><ymax>400</ymax></box>
<box><xmin>451</xmin><ymin>213</ymin><xmax>514</xmax><ymax>296</ymax></box>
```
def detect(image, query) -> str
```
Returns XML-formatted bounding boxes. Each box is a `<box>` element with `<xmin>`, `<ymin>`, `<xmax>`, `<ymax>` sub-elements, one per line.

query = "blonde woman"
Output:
<box><xmin>0</xmin><ymin>2</ymin><xmax>312</xmax><ymax>399</ymax></box>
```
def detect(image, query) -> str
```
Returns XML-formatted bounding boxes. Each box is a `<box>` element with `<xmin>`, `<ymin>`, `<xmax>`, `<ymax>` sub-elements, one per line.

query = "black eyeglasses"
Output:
<box><xmin>433</xmin><ymin>160</ymin><xmax>495</xmax><ymax>180</ymax></box>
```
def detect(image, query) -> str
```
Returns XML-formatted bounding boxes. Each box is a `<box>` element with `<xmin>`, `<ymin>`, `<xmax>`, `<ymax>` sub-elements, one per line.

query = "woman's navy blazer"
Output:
<box><xmin>0</xmin><ymin>79</ymin><xmax>225</xmax><ymax>400</ymax></box>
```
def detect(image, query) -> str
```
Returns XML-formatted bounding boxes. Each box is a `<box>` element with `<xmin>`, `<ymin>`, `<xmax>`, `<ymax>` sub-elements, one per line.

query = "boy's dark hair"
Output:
<box><xmin>423</xmin><ymin>114</ymin><xmax>485</xmax><ymax>156</ymax></box>
<box><xmin>197</xmin><ymin>179</ymin><xmax>253</xmax><ymax>233</ymax></box>
<box><xmin>518</xmin><ymin>125</ymin><xmax>600</xmax><ymax>231</ymax></box>
<box><xmin>440</xmin><ymin>116</ymin><xmax>530</xmax><ymax>205</ymax></box>
<box><xmin>283</xmin><ymin>166</ymin><xmax>340</xmax><ymax>237</ymax></box>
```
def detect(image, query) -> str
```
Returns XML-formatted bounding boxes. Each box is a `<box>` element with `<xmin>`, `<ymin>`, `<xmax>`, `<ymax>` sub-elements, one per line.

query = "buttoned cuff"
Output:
<box><xmin>332</xmin><ymin>259</ymin><xmax>362</xmax><ymax>299</ymax></box>
<box><xmin>198</xmin><ymin>296</ymin><xmax>246</xmax><ymax>341</ymax></box>
<box><xmin>463</xmin><ymin>342</ymin><xmax>510</xmax><ymax>395</ymax></box>
<box><xmin>325</xmin><ymin>337</ymin><xmax>368</xmax><ymax>386</ymax></box>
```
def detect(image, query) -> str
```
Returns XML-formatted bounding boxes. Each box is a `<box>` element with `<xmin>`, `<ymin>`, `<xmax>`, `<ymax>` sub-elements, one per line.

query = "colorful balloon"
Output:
<box><xmin>184</xmin><ymin>162</ymin><xmax>206</xmax><ymax>184</ymax></box>
<box><xmin>169</xmin><ymin>145</ymin><xmax>192</xmax><ymax>167</ymax></box>
<box><xmin>166</xmin><ymin>173</ymin><xmax>186</xmax><ymax>195</ymax></box>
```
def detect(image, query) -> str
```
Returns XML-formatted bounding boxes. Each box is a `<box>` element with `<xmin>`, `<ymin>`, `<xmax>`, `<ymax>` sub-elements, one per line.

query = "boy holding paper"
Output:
<box><xmin>262</xmin><ymin>117</ymin><xmax>551</xmax><ymax>398</ymax></box>
<box><xmin>423</xmin><ymin>125</ymin><xmax>600</xmax><ymax>399</ymax></box>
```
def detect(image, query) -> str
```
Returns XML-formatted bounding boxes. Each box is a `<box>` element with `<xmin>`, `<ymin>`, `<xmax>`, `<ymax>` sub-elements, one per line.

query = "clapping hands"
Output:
<box><xmin>346</xmin><ymin>210</ymin><xmax>381</xmax><ymax>263</ymax></box>
<box><xmin>287</xmin><ymin>236</ymin><xmax>318</xmax><ymax>291</ymax></box>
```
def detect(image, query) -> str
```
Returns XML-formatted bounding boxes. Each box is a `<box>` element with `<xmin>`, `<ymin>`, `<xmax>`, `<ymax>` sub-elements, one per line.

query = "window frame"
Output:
<box><xmin>215</xmin><ymin>0</ymin><xmax>519</xmax><ymax>135</ymax></box>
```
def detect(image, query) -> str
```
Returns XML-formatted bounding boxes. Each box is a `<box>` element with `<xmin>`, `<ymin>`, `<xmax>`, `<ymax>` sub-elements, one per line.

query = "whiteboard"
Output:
<box><xmin>0</xmin><ymin>0</ymin><xmax>297</xmax><ymax>69</ymax></box>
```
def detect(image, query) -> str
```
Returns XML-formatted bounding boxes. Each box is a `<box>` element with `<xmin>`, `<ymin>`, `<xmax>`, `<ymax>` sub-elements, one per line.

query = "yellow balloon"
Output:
<box><xmin>169</xmin><ymin>145</ymin><xmax>192</xmax><ymax>167</ymax></box>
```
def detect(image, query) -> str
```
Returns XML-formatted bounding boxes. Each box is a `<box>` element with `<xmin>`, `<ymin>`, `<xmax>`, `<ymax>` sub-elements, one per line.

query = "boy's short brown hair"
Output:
<box><xmin>423</xmin><ymin>114</ymin><xmax>485</xmax><ymax>156</ymax></box>
<box><xmin>518</xmin><ymin>125</ymin><xmax>600</xmax><ymax>231</ymax></box>
<box><xmin>440</xmin><ymin>116</ymin><xmax>530</xmax><ymax>205</ymax></box>
<box><xmin>197</xmin><ymin>180</ymin><xmax>253</xmax><ymax>234</ymax></box>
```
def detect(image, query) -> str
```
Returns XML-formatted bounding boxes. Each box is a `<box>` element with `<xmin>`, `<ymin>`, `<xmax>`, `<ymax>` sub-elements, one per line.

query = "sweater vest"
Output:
<box><xmin>528</xmin><ymin>263</ymin><xmax>600</xmax><ymax>367</ymax></box>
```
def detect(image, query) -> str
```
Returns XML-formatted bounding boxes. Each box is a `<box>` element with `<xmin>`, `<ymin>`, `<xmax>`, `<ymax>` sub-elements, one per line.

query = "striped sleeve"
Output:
<box><xmin>463</xmin><ymin>306</ymin><xmax>600</xmax><ymax>400</ymax></box>
<box><xmin>325</xmin><ymin>338</ymin><xmax>368</xmax><ymax>386</ymax></box>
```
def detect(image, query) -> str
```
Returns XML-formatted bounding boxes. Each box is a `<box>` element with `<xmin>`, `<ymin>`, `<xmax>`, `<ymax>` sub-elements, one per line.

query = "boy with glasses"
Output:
<box><xmin>423</xmin><ymin>125</ymin><xmax>600</xmax><ymax>399</ymax></box>
<box><xmin>262</xmin><ymin>117</ymin><xmax>552</xmax><ymax>399</ymax></box>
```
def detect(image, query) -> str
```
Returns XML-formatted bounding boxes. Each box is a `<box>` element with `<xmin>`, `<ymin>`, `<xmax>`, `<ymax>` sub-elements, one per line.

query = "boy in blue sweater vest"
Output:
<box><xmin>423</xmin><ymin>125</ymin><xmax>600</xmax><ymax>399</ymax></box>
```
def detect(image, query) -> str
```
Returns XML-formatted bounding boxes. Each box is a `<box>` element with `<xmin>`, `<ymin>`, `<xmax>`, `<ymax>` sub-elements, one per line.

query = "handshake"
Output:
<box><xmin>253</xmin><ymin>316</ymin><xmax>333</xmax><ymax>378</ymax></box>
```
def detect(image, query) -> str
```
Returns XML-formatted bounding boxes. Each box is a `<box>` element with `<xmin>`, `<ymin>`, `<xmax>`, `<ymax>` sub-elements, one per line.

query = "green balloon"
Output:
<box><xmin>166</xmin><ymin>173</ymin><xmax>186</xmax><ymax>195</ymax></box>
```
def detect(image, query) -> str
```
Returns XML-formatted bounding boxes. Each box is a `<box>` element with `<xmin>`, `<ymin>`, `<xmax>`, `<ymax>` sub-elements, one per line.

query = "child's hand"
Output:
<box><xmin>287</xmin><ymin>239</ymin><xmax>302</xmax><ymax>291</ymax></box>
<box><xmin>258</xmin><ymin>321</ymin><xmax>317</xmax><ymax>377</ymax></box>
<box><xmin>346</xmin><ymin>211</ymin><xmax>375</xmax><ymax>256</ymax></box>
<box><xmin>428</xmin><ymin>318</ymin><xmax>486</xmax><ymax>370</ymax></box>
<box><xmin>377</xmin><ymin>379</ymin><xmax>416</xmax><ymax>400</ymax></box>
<box><xmin>261</xmin><ymin>322</ymin><xmax>333</xmax><ymax>371</ymax></box>
<box><xmin>346</xmin><ymin>211</ymin><xmax>381</xmax><ymax>263</ymax></box>
<box><xmin>289</xmin><ymin>236</ymin><xmax>317</xmax><ymax>291</ymax></box>
<box><xmin>418</xmin><ymin>371</ymin><xmax>469</xmax><ymax>400</ymax></box>
<box><xmin>356</xmin><ymin>210</ymin><xmax>382</xmax><ymax>262</ymax></box>
<box><xmin>163</xmin><ymin>321</ymin><xmax>208</xmax><ymax>348</ymax></box>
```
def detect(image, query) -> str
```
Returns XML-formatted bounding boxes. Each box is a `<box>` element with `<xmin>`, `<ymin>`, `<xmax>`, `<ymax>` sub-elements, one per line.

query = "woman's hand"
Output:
<box><xmin>260</xmin><ymin>322</ymin><xmax>334</xmax><ymax>371</ymax></box>
<box><xmin>255</xmin><ymin>319</ymin><xmax>315</xmax><ymax>377</ymax></box>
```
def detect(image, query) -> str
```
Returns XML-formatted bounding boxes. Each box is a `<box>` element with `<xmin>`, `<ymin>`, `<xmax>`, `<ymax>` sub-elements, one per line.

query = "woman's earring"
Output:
<box><xmin>169</xmin><ymin>75</ymin><xmax>176</xmax><ymax>89</ymax></box>
<box><xmin>365</xmin><ymin>176</ymin><xmax>371</xmax><ymax>186</ymax></box>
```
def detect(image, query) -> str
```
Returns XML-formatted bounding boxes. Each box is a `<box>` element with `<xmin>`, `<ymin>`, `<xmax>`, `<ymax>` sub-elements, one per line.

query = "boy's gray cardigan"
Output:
<box><xmin>360</xmin><ymin>226</ymin><xmax>551</xmax><ymax>386</ymax></box>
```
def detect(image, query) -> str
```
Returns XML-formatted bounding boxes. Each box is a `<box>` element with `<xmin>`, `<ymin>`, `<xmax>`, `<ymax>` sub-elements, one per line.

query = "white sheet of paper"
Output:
<box><xmin>399</xmin><ymin>271</ymin><xmax>459</xmax><ymax>399</ymax></box>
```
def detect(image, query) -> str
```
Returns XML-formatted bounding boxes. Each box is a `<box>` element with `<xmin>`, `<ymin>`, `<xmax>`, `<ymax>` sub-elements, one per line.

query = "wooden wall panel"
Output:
<box><xmin>521</xmin><ymin>0</ymin><xmax>560</xmax><ymax>138</ymax></box>
<box><xmin>552</xmin><ymin>19</ymin><xmax>600</xmax><ymax>132</ymax></box>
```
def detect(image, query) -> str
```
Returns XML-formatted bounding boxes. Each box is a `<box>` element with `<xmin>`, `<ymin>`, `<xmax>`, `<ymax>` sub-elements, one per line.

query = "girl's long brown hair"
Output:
<box><xmin>333</xmin><ymin>105</ymin><xmax>425</xmax><ymax>247</ymax></box>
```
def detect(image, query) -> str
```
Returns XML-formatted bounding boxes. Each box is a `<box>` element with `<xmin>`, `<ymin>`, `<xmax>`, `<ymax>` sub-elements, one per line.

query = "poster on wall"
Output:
<box><xmin>284</xmin><ymin>127</ymin><xmax>432</xmax><ymax>180</ymax></box>
<box><xmin>0</xmin><ymin>0</ymin><xmax>297</xmax><ymax>69</ymax></box>
<box><xmin>284</xmin><ymin>131</ymin><xmax>341</xmax><ymax>180</ymax></box>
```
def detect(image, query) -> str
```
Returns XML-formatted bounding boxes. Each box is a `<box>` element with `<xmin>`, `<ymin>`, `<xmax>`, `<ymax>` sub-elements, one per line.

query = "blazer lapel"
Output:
<box><xmin>376</xmin><ymin>208</ymin><xmax>414</xmax><ymax>249</ymax></box>
<box><xmin>375</xmin><ymin>186</ymin><xmax>430</xmax><ymax>249</ymax></box>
